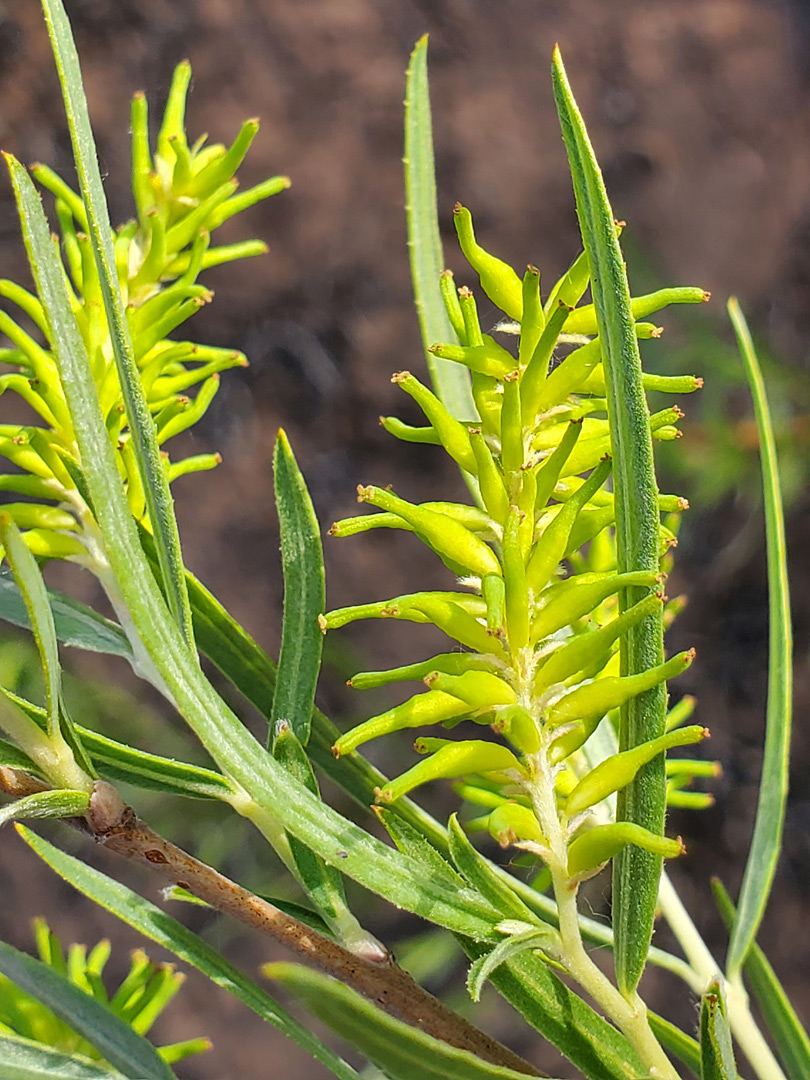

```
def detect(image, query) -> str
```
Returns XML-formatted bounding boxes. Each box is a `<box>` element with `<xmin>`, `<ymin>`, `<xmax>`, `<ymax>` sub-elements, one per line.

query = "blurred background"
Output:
<box><xmin>1</xmin><ymin>0</ymin><xmax>809</xmax><ymax>1076</ymax></box>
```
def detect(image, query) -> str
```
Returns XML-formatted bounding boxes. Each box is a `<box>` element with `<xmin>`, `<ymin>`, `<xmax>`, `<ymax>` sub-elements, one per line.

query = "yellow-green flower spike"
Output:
<box><xmin>526</xmin><ymin>458</ymin><xmax>612</xmax><ymax>596</ymax></box>
<box><xmin>502</xmin><ymin>506</ymin><xmax>530</xmax><ymax>652</ymax></box>
<box><xmin>470</xmin><ymin>430</ymin><xmax>509</xmax><ymax>522</ymax></box>
<box><xmin>428</xmin><ymin>337</ymin><xmax>517</xmax><ymax>379</ymax></box>
<box><xmin>518</xmin><ymin>266</ymin><xmax>544</xmax><ymax>366</ymax></box>
<box><xmin>452</xmin><ymin>203</ymin><xmax>524</xmax><ymax>320</ymax></box>
<box><xmin>424</xmin><ymin>670</ymin><xmax>516</xmax><ymax>712</ymax></box>
<box><xmin>562</xmin><ymin>286</ymin><xmax>710</xmax><ymax>335</ymax></box>
<box><xmin>566</xmin><ymin>823</ymin><xmax>685</xmax><ymax>879</ymax></box>
<box><xmin>565</xmin><ymin>725</ymin><xmax>708</xmax><ymax>817</ymax></box>
<box><xmin>375</xmin><ymin>738</ymin><xmax>525</xmax><ymax>804</ymax></box>
<box><xmin>487</xmin><ymin>803</ymin><xmax>546</xmax><ymax>848</ymax></box>
<box><xmin>391</xmin><ymin>371</ymin><xmax>477</xmax><ymax>473</ymax></box>
<box><xmin>349</xmin><ymin>652</ymin><xmax>498</xmax><ymax>690</ymax></box>
<box><xmin>357</xmin><ymin>486</ymin><xmax>501</xmax><ymax>580</ymax></box>
<box><xmin>547</xmin><ymin>649</ymin><xmax>695</xmax><ymax>730</ymax></box>
<box><xmin>332</xmin><ymin>690</ymin><xmax>470</xmax><ymax>757</ymax></box>
<box><xmin>490</xmin><ymin>704</ymin><xmax>540</xmax><ymax>754</ymax></box>
<box><xmin>519</xmin><ymin>301</ymin><xmax>572</xmax><ymax>425</ymax></box>
<box><xmin>531</xmin><ymin>570</ymin><xmax>661</xmax><ymax>644</ymax></box>
<box><xmin>439</xmin><ymin>270</ymin><xmax>466</xmax><ymax>342</ymax></box>
<box><xmin>543</xmin><ymin>247</ymin><xmax>590</xmax><ymax>315</ymax></box>
<box><xmin>534</xmin><ymin>592</ymin><xmax>663</xmax><ymax>694</ymax></box>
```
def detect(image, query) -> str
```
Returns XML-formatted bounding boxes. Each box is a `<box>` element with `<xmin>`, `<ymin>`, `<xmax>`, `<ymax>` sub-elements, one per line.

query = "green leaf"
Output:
<box><xmin>0</xmin><ymin>940</ymin><xmax>174</xmax><ymax>1080</ymax></box>
<box><xmin>648</xmin><ymin>1012</ymin><xmax>701</xmax><ymax>1079</ymax></box>
<box><xmin>700</xmin><ymin>982</ymin><xmax>737</xmax><ymax>1080</ymax></box>
<box><xmin>40</xmin><ymin>0</ymin><xmax>193</xmax><ymax>649</ymax></box>
<box><xmin>74</xmin><ymin>727</ymin><xmax>235</xmax><ymax>801</ymax></box>
<box><xmin>0</xmin><ymin>518</ymin><xmax>63</xmax><ymax>739</ymax></box>
<box><xmin>447</xmin><ymin>815</ymin><xmax>539</xmax><ymax>924</ymax></box>
<box><xmin>712</xmin><ymin>878</ymin><xmax>810</xmax><ymax>1080</ymax></box>
<box><xmin>458</xmin><ymin>941</ymin><xmax>645</xmax><ymax>1080</ymax></box>
<box><xmin>551</xmin><ymin>46</ymin><xmax>667</xmax><ymax>995</ymax></box>
<box><xmin>0</xmin><ymin>736</ymin><xmax>42</xmax><ymax>776</ymax></box>
<box><xmin>404</xmin><ymin>35</ymin><xmax>475</xmax><ymax>421</ymax></box>
<box><xmin>466</xmin><ymin>929</ymin><xmax>557</xmax><ymax>1003</ymax></box>
<box><xmin>725</xmin><ymin>300</ymin><xmax>793</xmax><ymax>980</ymax></box>
<box><xmin>0</xmin><ymin>789</ymin><xmax>89</xmax><ymax>828</ymax></box>
<box><xmin>0</xmin><ymin>1033</ymin><xmax>126</xmax><ymax>1080</ymax></box>
<box><xmin>0</xmin><ymin>572</ymin><xmax>133</xmax><ymax>660</ymax></box>
<box><xmin>264</xmin><ymin>962</ymin><xmax>544</xmax><ymax>1080</ymax></box>
<box><xmin>270</xmin><ymin>431</ymin><xmax>324</xmax><ymax>746</ymax></box>
<box><xmin>18</xmin><ymin>826</ymin><xmax>361</xmax><ymax>1080</ymax></box>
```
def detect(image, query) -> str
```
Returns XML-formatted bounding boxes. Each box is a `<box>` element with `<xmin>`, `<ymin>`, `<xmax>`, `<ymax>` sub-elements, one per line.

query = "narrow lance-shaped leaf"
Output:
<box><xmin>552</xmin><ymin>46</ymin><xmax>667</xmax><ymax>995</ymax></box>
<box><xmin>0</xmin><ymin>789</ymin><xmax>89</xmax><ymax>828</ymax></box>
<box><xmin>713</xmin><ymin>884</ymin><xmax>808</xmax><ymax>1080</ymax></box>
<box><xmin>19</xmin><ymin>826</ymin><xmax>361</xmax><ymax>1080</ymax></box>
<box><xmin>0</xmin><ymin>939</ymin><xmax>174</xmax><ymax>1080</ymax></box>
<box><xmin>0</xmin><ymin>1033</ymin><xmax>129</xmax><ymax>1080</ymax></box>
<box><xmin>264</xmin><ymin>962</ymin><xmax>543</xmax><ymax>1080</ymax></box>
<box><xmin>270</xmin><ymin>431</ymin><xmax>324</xmax><ymax>746</ymax></box>
<box><xmin>725</xmin><ymin>300</ymin><xmax>793</xmax><ymax>980</ymax></box>
<box><xmin>700</xmin><ymin>981</ymin><xmax>737</xmax><ymax>1080</ymax></box>
<box><xmin>40</xmin><ymin>0</ymin><xmax>194</xmax><ymax>648</ymax></box>
<box><xmin>0</xmin><ymin>570</ymin><xmax>133</xmax><ymax>660</ymax></box>
<box><xmin>404</xmin><ymin>35</ymin><xmax>476</xmax><ymax>422</ymax></box>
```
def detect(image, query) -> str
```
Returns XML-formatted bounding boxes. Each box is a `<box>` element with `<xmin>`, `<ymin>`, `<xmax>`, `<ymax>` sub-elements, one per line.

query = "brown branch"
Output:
<box><xmin>82</xmin><ymin>782</ymin><xmax>542</xmax><ymax>1076</ymax></box>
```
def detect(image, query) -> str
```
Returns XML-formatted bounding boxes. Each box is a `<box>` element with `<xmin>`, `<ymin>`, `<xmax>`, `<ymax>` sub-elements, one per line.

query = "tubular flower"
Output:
<box><xmin>325</xmin><ymin>209</ymin><xmax>712</xmax><ymax>881</ymax></box>
<box><xmin>0</xmin><ymin>62</ymin><xmax>287</xmax><ymax>571</ymax></box>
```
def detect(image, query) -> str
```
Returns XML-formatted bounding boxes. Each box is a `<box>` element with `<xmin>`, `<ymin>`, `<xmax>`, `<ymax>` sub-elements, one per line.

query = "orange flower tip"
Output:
<box><xmin>356</xmin><ymin>484</ymin><xmax>373</xmax><ymax>502</ymax></box>
<box><xmin>133</xmin><ymin>90</ymin><xmax>146</xmax><ymax>101</ymax></box>
<box><xmin>497</xmin><ymin>829</ymin><xmax>516</xmax><ymax>849</ymax></box>
<box><xmin>468</xmin><ymin>425</ymin><xmax>482</xmax><ymax>435</ymax></box>
<box><xmin>441</xmin><ymin>268</ymin><xmax>454</xmax><ymax>280</ymax></box>
<box><xmin>327</xmin><ymin>523</ymin><xmax>338</xmax><ymax>536</ymax></box>
<box><xmin>346</xmin><ymin>678</ymin><xmax>354</xmax><ymax>687</ymax></box>
<box><xmin>702</xmin><ymin>291</ymin><xmax>711</xmax><ymax>302</ymax></box>
<box><xmin>453</xmin><ymin>201</ymin><xmax>464</xmax><ymax>214</ymax></box>
<box><xmin>370</xmin><ymin>803</ymin><xmax>384</xmax><ymax>820</ymax></box>
<box><xmin>214</xmin><ymin>452</ymin><xmax>223</xmax><ymax>464</ymax></box>
<box><xmin>413</xmin><ymin>739</ymin><xmax>428</xmax><ymax>752</ymax></box>
<box><xmin>0</xmin><ymin>513</ymin><xmax>9</xmax><ymax>527</ymax></box>
<box><xmin>712</xmin><ymin>762</ymin><xmax>723</xmax><ymax>777</ymax></box>
<box><xmin>457</xmin><ymin>285</ymin><xmax>473</xmax><ymax>298</ymax></box>
<box><xmin>423</xmin><ymin>672</ymin><xmax>439</xmax><ymax>687</ymax></box>
<box><xmin>378</xmin><ymin>416</ymin><xmax>386</xmax><ymax>427</ymax></box>
<box><xmin>391</xmin><ymin>371</ymin><xmax>409</xmax><ymax>383</ymax></box>
<box><xmin>673</xmin><ymin>405</ymin><xmax>685</xmax><ymax>419</ymax></box>
<box><xmin>650</xmin><ymin>326</ymin><xmax>664</xmax><ymax>339</ymax></box>
<box><xmin>331</xmin><ymin>743</ymin><xmax>342</xmax><ymax>759</ymax></box>
<box><xmin>614</xmin><ymin>219</ymin><xmax>627</xmax><ymax>229</ymax></box>
<box><xmin>426</xmin><ymin>345</ymin><xmax>439</xmax><ymax>354</ymax></box>
<box><xmin>675</xmin><ymin>836</ymin><xmax>687</xmax><ymax>856</ymax></box>
<box><xmin>504</xmin><ymin>370</ymin><xmax>519</xmax><ymax>382</ymax></box>
<box><xmin>677</xmin><ymin>497</ymin><xmax>690</xmax><ymax>510</ymax></box>
<box><xmin>526</xmin><ymin>264</ymin><xmax>540</xmax><ymax>276</ymax></box>
<box><xmin>685</xmin><ymin>647</ymin><xmax>697</xmax><ymax>661</ymax></box>
<box><xmin>700</xmin><ymin>727</ymin><xmax>711</xmax><ymax>740</ymax></box>
<box><xmin>317</xmin><ymin>613</ymin><xmax>328</xmax><ymax>634</ymax></box>
<box><xmin>695</xmin><ymin>377</ymin><xmax>705</xmax><ymax>388</ymax></box>
<box><xmin>655</xmin><ymin>571</ymin><xmax>668</xmax><ymax>583</ymax></box>
<box><xmin>373</xmin><ymin>786</ymin><xmax>393</xmax><ymax>804</ymax></box>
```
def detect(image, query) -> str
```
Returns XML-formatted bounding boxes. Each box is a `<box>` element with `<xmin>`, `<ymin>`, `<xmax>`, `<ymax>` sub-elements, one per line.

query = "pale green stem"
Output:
<box><xmin>0</xmin><ymin>696</ymin><xmax>93</xmax><ymax>793</ymax></box>
<box><xmin>529</xmin><ymin>745</ymin><xmax>680</xmax><ymax>1080</ymax></box>
<box><xmin>658</xmin><ymin>872</ymin><xmax>787</xmax><ymax>1080</ymax></box>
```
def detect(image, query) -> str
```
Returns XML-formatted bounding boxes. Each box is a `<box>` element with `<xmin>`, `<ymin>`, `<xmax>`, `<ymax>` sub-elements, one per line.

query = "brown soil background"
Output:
<box><xmin>1</xmin><ymin>1</ymin><xmax>810</xmax><ymax>1077</ymax></box>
